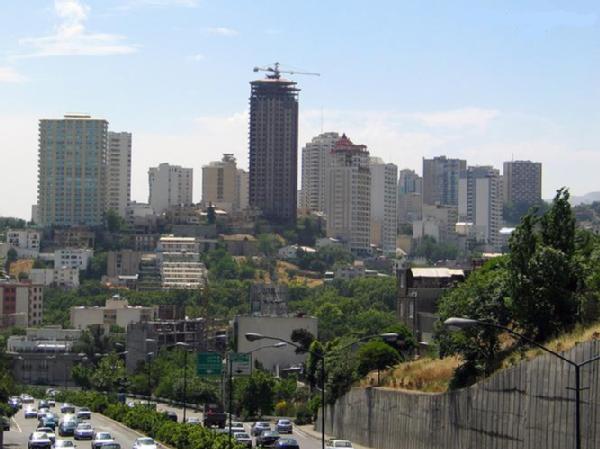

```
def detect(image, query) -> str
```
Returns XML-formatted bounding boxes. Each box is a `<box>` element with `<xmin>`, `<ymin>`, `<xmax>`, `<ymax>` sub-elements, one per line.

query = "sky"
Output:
<box><xmin>1</xmin><ymin>0</ymin><xmax>599</xmax><ymax>219</ymax></box>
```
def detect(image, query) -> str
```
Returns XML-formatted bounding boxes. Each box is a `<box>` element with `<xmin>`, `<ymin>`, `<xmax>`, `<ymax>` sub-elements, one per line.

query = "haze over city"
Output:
<box><xmin>1</xmin><ymin>0</ymin><xmax>599</xmax><ymax>219</ymax></box>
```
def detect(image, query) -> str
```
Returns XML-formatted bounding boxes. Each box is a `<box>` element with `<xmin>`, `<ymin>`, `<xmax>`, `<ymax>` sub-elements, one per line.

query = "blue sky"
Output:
<box><xmin>1</xmin><ymin>0</ymin><xmax>599</xmax><ymax>218</ymax></box>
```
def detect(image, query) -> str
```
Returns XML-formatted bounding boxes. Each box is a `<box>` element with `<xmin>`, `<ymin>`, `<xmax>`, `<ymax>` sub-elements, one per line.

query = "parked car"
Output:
<box><xmin>132</xmin><ymin>437</ymin><xmax>158</xmax><ymax>449</ymax></box>
<box><xmin>58</xmin><ymin>419</ymin><xmax>78</xmax><ymax>437</ymax></box>
<box><xmin>162</xmin><ymin>411</ymin><xmax>177</xmax><ymax>422</ymax></box>
<box><xmin>276</xmin><ymin>438</ymin><xmax>300</xmax><ymax>449</ymax></box>
<box><xmin>251</xmin><ymin>422</ymin><xmax>271</xmax><ymax>437</ymax></box>
<box><xmin>28</xmin><ymin>431</ymin><xmax>52</xmax><ymax>449</ymax></box>
<box><xmin>36</xmin><ymin>426</ymin><xmax>56</xmax><ymax>444</ymax></box>
<box><xmin>61</xmin><ymin>403</ymin><xmax>76</xmax><ymax>414</ymax></box>
<box><xmin>325</xmin><ymin>440</ymin><xmax>353</xmax><ymax>449</ymax></box>
<box><xmin>234</xmin><ymin>432</ymin><xmax>253</xmax><ymax>449</ymax></box>
<box><xmin>257</xmin><ymin>431</ymin><xmax>280</xmax><ymax>448</ymax></box>
<box><xmin>91</xmin><ymin>431</ymin><xmax>115</xmax><ymax>449</ymax></box>
<box><xmin>185</xmin><ymin>417</ymin><xmax>201</xmax><ymax>425</ymax></box>
<box><xmin>77</xmin><ymin>407</ymin><xmax>91</xmax><ymax>420</ymax></box>
<box><xmin>54</xmin><ymin>440</ymin><xmax>76</xmax><ymax>448</ymax></box>
<box><xmin>74</xmin><ymin>422</ymin><xmax>94</xmax><ymax>440</ymax></box>
<box><xmin>276</xmin><ymin>419</ymin><xmax>293</xmax><ymax>434</ymax></box>
<box><xmin>25</xmin><ymin>407</ymin><xmax>39</xmax><ymax>419</ymax></box>
<box><xmin>230</xmin><ymin>421</ymin><xmax>245</xmax><ymax>433</ymax></box>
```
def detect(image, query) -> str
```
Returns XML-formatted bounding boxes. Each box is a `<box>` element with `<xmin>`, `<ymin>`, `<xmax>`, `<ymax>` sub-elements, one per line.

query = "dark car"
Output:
<box><xmin>38</xmin><ymin>416</ymin><xmax>56</xmax><ymax>430</ymax></box>
<box><xmin>58</xmin><ymin>419</ymin><xmax>78</xmax><ymax>437</ymax></box>
<box><xmin>28</xmin><ymin>431</ymin><xmax>52</xmax><ymax>449</ymax></box>
<box><xmin>257</xmin><ymin>431</ymin><xmax>280</xmax><ymax>448</ymax></box>
<box><xmin>276</xmin><ymin>438</ymin><xmax>300</xmax><ymax>449</ymax></box>
<box><xmin>60</xmin><ymin>404</ymin><xmax>75</xmax><ymax>414</ymax></box>
<box><xmin>276</xmin><ymin>419</ymin><xmax>292</xmax><ymax>434</ymax></box>
<box><xmin>163</xmin><ymin>411</ymin><xmax>177</xmax><ymax>422</ymax></box>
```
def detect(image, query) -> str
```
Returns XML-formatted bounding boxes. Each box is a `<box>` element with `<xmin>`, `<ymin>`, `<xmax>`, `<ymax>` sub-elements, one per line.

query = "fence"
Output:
<box><xmin>317</xmin><ymin>339</ymin><xmax>600</xmax><ymax>449</ymax></box>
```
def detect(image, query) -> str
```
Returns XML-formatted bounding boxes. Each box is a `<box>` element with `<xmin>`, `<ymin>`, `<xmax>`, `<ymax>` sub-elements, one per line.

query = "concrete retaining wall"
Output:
<box><xmin>317</xmin><ymin>340</ymin><xmax>600</xmax><ymax>448</ymax></box>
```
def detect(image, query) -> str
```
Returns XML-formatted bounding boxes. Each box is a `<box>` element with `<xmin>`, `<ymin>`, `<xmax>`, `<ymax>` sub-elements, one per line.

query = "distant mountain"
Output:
<box><xmin>570</xmin><ymin>192</ymin><xmax>600</xmax><ymax>206</ymax></box>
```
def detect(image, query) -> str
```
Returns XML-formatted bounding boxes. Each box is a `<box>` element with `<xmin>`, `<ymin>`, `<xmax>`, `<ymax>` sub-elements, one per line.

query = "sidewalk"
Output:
<box><xmin>297</xmin><ymin>425</ymin><xmax>374</xmax><ymax>449</ymax></box>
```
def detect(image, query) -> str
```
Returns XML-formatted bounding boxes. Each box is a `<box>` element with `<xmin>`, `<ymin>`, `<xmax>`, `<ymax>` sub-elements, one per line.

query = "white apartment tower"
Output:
<box><xmin>148</xmin><ymin>163</ymin><xmax>193</xmax><ymax>214</ymax></box>
<box><xmin>459</xmin><ymin>166</ymin><xmax>503</xmax><ymax>249</ymax></box>
<box><xmin>370</xmin><ymin>158</ymin><xmax>398</xmax><ymax>256</ymax></box>
<box><xmin>106</xmin><ymin>131</ymin><xmax>132</xmax><ymax>217</ymax></box>
<box><xmin>301</xmin><ymin>132</ymin><xmax>340</xmax><ymax>212</ymax></box>
<box><xmin>325</xmin><ymin>134</ymin><xmax>371</xmax><ymax>256</ymax></box>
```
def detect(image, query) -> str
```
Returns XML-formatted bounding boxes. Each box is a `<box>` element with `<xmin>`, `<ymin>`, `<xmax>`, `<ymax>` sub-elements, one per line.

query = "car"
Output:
<box><xmin>21</xmin><ymin>394</ymin><xmax>35</xmax><ymax>404</ymax></box>
<box><xmin>275</xmin><ymin>438</ymin><xmax>300</xmax><ymax>449</ymax></box>
<box><xmin>25</xmin><ymin>407</ymin><xmax>39</xmax><ymax>418</ymax></box>
<box><xmin>45</xmin><ymin>388</ymin><xmax>58</xmax><ymax>397</ymax></box>
<box><xmin>230</xmin><ymin>421</ymin><xmax>245</xmax><ymax>433</ymax></box>
<box><xmin>61</xmin><ymin>403</ymin><xmax>76</xmax><ymax>414</ymax></box>
<box><xmin>251</xmin><ymin>422</ymin><xmax>271</xmax><ymax>437</ymax></box>
<box><xmin>36</xmin><ymin>426</ymin><xmax>56</xmax><ymax>443</ymax></box>
<box><xmin>234</xmin><ymin>432</ymin><xmax>253</xmax><ymax>449</ymax></box>
<box><xmin>325</xmin><ymin>440</ymin><xmax>354</xmax><ymax>449</ymax></box>
<box><xmin>162</xmin><ymin>411</ymin><xmax>177</xmax><ymax>422</ymax></box>
<box><xmin>276</xmin><ymin>419</ymin><xmax>293</xmax><ymax>434</ymax></box>
<box><xmin>28</xmin><ymin>431</ymin><xmax>52</xmax><ymax>449</ymax></box>
<box><xmin>92</xmin><ymin>431</ymin><xmax>115</xmax><ymax>449</ymax></box>
<box><xmin>37</xmin><ymin>407</ymin><xmax>50</xmax><ymax>419</ymax></box>
<box><xmin>132</xmin><ymin>437</ymin><xmax>158</xmax><ymax>449</ymax></box>
<box><xmin>54</xmin><ymin>440</ymin><xmax>76</xmax><ymax>448</ymax></box>
<box><xmin>74</xmin><ymin>422</ymin><xmax>94</xmax><ymax>440</ymax></box>
<box><xmin>185</xmin><ymin>417</ymin><xmax>201</xmax><ymax>425</ymax></box>
<box><xmin>77</xmin><ymin>407</ymin><xmax>92</xmax><ymax>420</ymax></box>
<box><xmin>257</xmin><ymin>431</ymin><xmax>280</xmax><ymax>448</ymax></box>
<box><xmin>38</xmin><ymin>400</ymin><xmax>49</xmax><ymax>409</ymax></box>
<box><xmin>8</xmin><ymin>396</ymin><xmax>21</xmax><ymax>410</ymax></box>
<box><xmin>0</xmin><ymin>416</ymin><xmax>10</xmax><ymax>431</ymax></box>
<box><xmin>97</xmin><ymin>444</ymin><xmax>121</xmax><ymax>449</ymax></box>
<box><xmin>47</xmin><ymin>399</ymin><xmax>56</xmax><ymax>408</ymax></box>
<box><xmin>58</xmin><ymin>419</ymin><xmax>78</xmax><ymax>437</ymax></box>
<box><xmin>38</xmin><ymin>416</ymin><xmax>57</xmax><ymax>430</ymax></box>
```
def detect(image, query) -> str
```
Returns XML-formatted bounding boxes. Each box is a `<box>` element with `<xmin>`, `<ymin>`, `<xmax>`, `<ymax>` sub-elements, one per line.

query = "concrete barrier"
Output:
<box><xmin>317</xmin><ymin>339</ymin><xmax>600</xmax><ymax>449</ymax></box>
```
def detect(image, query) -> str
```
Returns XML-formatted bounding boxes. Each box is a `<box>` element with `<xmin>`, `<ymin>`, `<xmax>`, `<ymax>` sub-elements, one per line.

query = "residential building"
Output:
<box><xmin>70</xmin><ymin>295</ymin><xmax>156</xmax><ymax>333</ymax></box>
<box><xmin>54</xmin><ymin>248</ymin><xmax>93</xmax><ymax>271</ymax></box>
<box><xmin>278</xmin><ymin>244</ymin><xmax>316</xmax><ymax>260</ymax></box>
<box><xmin>126</xmin><ymin>319</ymin><xmax>208</xmax><ymax>373</ymax></box>
<box><xmin>125</xmin><ymin>202</ymin><xmax>157</xmax><ymax>233</ymax></box>
<box><xmin>370</xmin><ymin>157</ymin><xmax>398</xmax><ymax>255</ymax></box>
<box><xmin>236</xmin><ymin>169</ymin><xmax>249</xmax><ymax>211</ymax></box>
<box><xmin>202</xmin><ymin>154</ymin><xmax>243</xmax><ymax>213</ymax></box>
<box><xmin>398</xmin><ymin>169</ymin><xmax>422</xmax><ymax>195</ymax></box>
<box><xmin>422</xmin><ymin>156</ymin><xmax>467</xmax><ymax>206</ymax></box>
<box><xmin>219</xmin><ymin>234</ymin><xmax>259</xmax><ymax>256</ymax></box>
<box><xmin>249</xmin><ymin>75</ymin><xmax>299</xmax><ymax>225</ymax></box>
<box><xmin>234</xmin><ymin>315</ymin><xmax>318</xmax><ymax>372</ymax></box>
<box><xmin>250</xmin><ymin>283</ymin><xmax>289</xmax><ymax>316</ymax></box>
<box><xmin>412</xmin><ymin>204</ymin><xmax>459</xmax><ymax>243</ymax></box>
<box><xmin>6</xmin><ymin>229</ymin><xmax>40</xmax><ymax>258</ymax></box>
<box><xmin>136</xmin><ymin>254</ymin><xmax>161</xmax><ymax>291</ymax></box>
<box><xmin>301</xmin><ymin>132</ymin><xmax>340</xmax><ymax>212</ymax></box>
<box><xmin>325</xmin><ymin>134</ymin><xmax>371</xmax><ymax>256</ymax></box>
<box><xmin>396</xmin><ymin>266</ymin><xmax>465</xmax><ymax>344</ymax></box>
<box><xmin>53</xmin><ymin>227</ymin><xmax>95</xmax><ymax>248</ymax></box>
<box><xmin>397</xmin><ymin>169</ymin><xmax>423</xmax><ymax>226</ymax></box>
<box><xmin>7</xmin><ymin>327</ymin><xmax>84</xmax><ymax>387</ymax></box>
<box><xmin>107</xmin><ymin>250</ymin><xmax>141</xmax><ymax>278</ymax></box>
<box><xmin>503</xmin><ymin>160</ymin><xmax>542</xmax><ymax>207</ymax></box>
<box><xmin>37</xmin><ymin>114</ymin><xmax>108</xmax><ymax>227</ymax></box>
<box><xmin>106</xmin><ymin>131</ymin><xmax>132</xmax><ymax>217</ymax></box>
<box><xmin>157</xmin><ymin>235</ymin><xmax>207</xmax><ymax>290</ymax></box>
<box><xmin>459</xmin><ymin>166</ymin><xmax>504</xmax><ymax>249</ymax></box>
<box><xmin>148</xmin><ymin>163</ymin><xmax>193</xmax><ymax>215</ymax></box>
<box><xmin>0</xmin><ymin>281</ymin><xmax>43</xmax><ymax>328</ymax></box>
<box><xmin>30</xmin><ymin>267</ymin><xmax>79</xmax><ymax>289</ymax></box>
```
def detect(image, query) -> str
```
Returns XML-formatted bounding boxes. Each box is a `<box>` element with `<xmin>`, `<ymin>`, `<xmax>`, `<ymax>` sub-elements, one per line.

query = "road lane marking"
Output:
<box><xmin>11</xmin><ymin>417</ymin><xmax>21</xmax><ymax>433</ymax></box>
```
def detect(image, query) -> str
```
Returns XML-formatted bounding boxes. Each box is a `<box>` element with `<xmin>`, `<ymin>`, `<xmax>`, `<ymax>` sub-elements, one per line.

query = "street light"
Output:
<box><xmin>244</xmin><ymin>332</ymin><xmax>400</xmax><ymax>449</ymax></box>
<box><xmin>163</xmin><ymin>342</ymin><xmax>191</xmax><ymax>422</ymax></box>
<box><xmin>444</xmin><ymin>316</ymin><xmax>600</xmax><ymax>449</ymax></box>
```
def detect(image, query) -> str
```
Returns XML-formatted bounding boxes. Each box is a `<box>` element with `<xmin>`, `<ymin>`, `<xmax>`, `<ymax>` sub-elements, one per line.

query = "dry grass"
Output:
<box><xmin>276</xmin><ymin>261</ymin><xmax>324</xmax><ymax>287</ymax></box>
<box><xmin>360</xmin><ymin>356</ymin><xmax>461</xmax><ymax>393</ymax></box>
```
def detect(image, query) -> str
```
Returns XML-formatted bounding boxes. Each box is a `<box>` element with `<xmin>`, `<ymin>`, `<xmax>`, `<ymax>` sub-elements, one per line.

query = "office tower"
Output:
<box><xmin>148</xmin><ymin>163</ymin><xmax>193</xmax><ymax>215</ymax></box>
<box><xmin>106</xmin><ymin>131</ymin><xmax>132</xmax><ymax>218</ymax></box>
<box><xmin>301</xmin><ymin>132</ymin><xmax>340</xmax><ymax>212</ymax></box>
<box><xmin>325</xmin><ymin>134</ymin><xmax>371</xmax><ymax>256</ymax></box>
<box><xmin>370</xmin><ymin>157</ymin><xmax>398</xmax><ymax>255</ymax></box>
<box><xmin>422</xmin><ymin>156</ymin><xmax>466</xmax><ymax>206</ymax></box>
<box><xmin>248</xmin><ymin>75</ymin><xmax>299</xmax><ymax>225</ymax></box>
<box><xmin>37</xmin><ymin>114</ymin><xmax>108</xmax><ymax>227</ymax></box>
<box><xmin>235</xmin><ymin>169</ymin><xmax>249</xmax><ymax>211</ymax></box>
<box><xmin>503</xmin><ymin>160</ymin><xmax>542</xmax><ymax>207</ymax></box>
<box><xmin>398</xmin><ymin>169</ymin><xmax>422</xmax><ymax>195</ymax></box>
<box><xmin>202</xmin><ymin>154</ymin><xmax>238</xmax><ymax>212</ymax></box>
<box><xmin>459</xmin><ymin>166</ymin><xmax>503</xmax><ymax>249</ymax></box>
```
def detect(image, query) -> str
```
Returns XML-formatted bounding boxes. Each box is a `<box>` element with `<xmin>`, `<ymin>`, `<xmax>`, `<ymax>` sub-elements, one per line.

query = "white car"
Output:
<box><xmin>230</xmin><ymin>422</ymin><xmax>245</xmax><ymax>433</ymax></box>
<box><xmin>54</xmin><ymin>440</ymin><xmax>76</xmax><ymax>448</ymax></box>
<box><xmin>92</xmin><ymin>431</ymin><xmax>115</xmax><ymax>449</ymax></box>
<box><xmin>24</xmin><ymin>406</ymin><xmax>38</xmax><ymax>418</ymax></box>
<box><xmin>132</xmin><ymin>437</ymin><xmax>158</xmax><ymax>449</ymax></box>
<box><xmin>74</xmin><ymin>422</ymin><xmax>95</xmax><ymax>440</ymax></box>
<box><xmin>28</xmin><ymin>431</ymin><xmax>52</xmax><ymax>449</ymax></box>
<box><xmin>36</xmin><ymin>427</ymin><xmax>55</xmax><ymax>444</ymax></box>
<box><xmin>326</xmin><ymin>440</ymin><xmax>354</xmax><ymax>449</ymax></box>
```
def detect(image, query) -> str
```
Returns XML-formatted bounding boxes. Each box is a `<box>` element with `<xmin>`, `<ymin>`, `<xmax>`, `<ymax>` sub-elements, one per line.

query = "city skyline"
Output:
<box><xmin>2</xmin><ymin>0</ymin><xmax>600</xmax><ymax>219</ymax></box>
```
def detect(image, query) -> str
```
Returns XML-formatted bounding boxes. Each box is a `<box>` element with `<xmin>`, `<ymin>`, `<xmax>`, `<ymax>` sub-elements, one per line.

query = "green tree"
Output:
<box><xmin>105</xmin><ymin>209</ymin><xmax>128</xmax><ymax>233</ymax></box>
<box><xmin>4</xmin><ymin>248</ymin><xmax>17</xmax><ymax>272</ymax></box>
<box><xmin>356</xmin><ymin>340</ymin><xmax>401</xmax><ymax>377</ymax></box>
<box><xmin>290</xmin><ymin>328</ymin><xmax>315</xmax><ymax>354</ymax></box>
<box><xmin>91</xmin><ymin>353</ymin><xmax>127</xmax><ymax>392</ymax></box>
<box><xmin>236</xmin><ymin>370</ymin><xmax>275</xmax><ymax>417</ymax></box>
<box><xmin>71</xmin><ymin>363</ymin><xmax>93</xmax><ymax>390</ymax></box>
<box><xmin>306</xmin><ymin>341</ymin><xmax>324</xmax><ymax>389</ymax></box>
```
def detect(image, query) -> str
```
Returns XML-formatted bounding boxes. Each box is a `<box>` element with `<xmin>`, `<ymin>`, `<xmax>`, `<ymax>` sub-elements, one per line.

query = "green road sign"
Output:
<box><xmin>197</xmin><ymin>352</ymin><xmax>222</xmax><ymax>376</ymax></box>
<box><xmin>229</xmin><ymin>352</ymin><xmax>252</xmax><ymax>376</ymax></box>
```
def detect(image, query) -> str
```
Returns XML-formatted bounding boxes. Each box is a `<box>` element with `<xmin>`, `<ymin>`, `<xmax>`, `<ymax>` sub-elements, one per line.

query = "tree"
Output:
<box><xmin>71</xmin><ymin>363</ymin><xmax>93</xmax><ymax>390</ymax></box>
<box><xmin>90</xmin><ymin>353</ymin><xmax>126</xmax><ymax>392</ymax></box>
<box><xmin>258</xmin><ymin>234</ymin><xmax>280</xmax><ymax>257</ymax></box>
<box><xmin>236</xmin><ymin>370</ymin><xmax>275</xmax><ymax>417</ymax></box>
<box><xmin>290</xmin><ymin>329</ymin><xmax>315</xmax><ymax>354</ymax></box>
<box><xmin>4</xmin><ymin>248</ymin><xmax>16</xmax><ymax>272</ymax></box>
<box><xmin>105</xmin><ymin>209</ymin><xmax>128</xmax><ymax>233</ymax></box>
<box><xmin>356</xmin><ymin>340</ymin><xmax>401</xmax><ymax>377</ymax></box>
<box><xmin>306</xmin><ymin>341</ymin><xmax>324</xmax><ymax>389</ymax></box>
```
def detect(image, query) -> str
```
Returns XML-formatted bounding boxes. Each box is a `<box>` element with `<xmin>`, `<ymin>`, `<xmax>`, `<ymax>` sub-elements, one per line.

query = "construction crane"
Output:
<box><xmin>253</xmin><ymin>62</ymin><xmax>320</xmax><ymax>80</ymax></box>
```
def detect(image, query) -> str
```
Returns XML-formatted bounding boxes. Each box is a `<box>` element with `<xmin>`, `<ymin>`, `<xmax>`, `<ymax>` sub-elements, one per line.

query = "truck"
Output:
<box><xmin>202</xmin><ymin>403</ymin><xmax>227</xmax><ymax>428</ymax></box>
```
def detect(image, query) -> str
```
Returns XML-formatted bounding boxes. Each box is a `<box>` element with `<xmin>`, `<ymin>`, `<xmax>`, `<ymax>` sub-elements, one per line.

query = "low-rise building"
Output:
<box><xmin>107</xmin><ymin>250</ymin><xmax>142</xmax><ymax>278</ymax></box>
<box><xmin>234</xmin><ymin>315</ymin><xmax>318</xmax><ymax>373</ymax></box>
<box><xmin>29</xmin><ymin>267</ymin><xmax>79</xmax><ymax>289</ymax></box>
<box><xmin>278</xmin><ymin>245</ymin><xmax>316</xmax><ymax>260</ymax></box>
<box><xmin>54</xmin><ymin>248</ymin><xmax>93</xmax><ymax>271</ymax></box>
<box><xmin>53</xmin><ymin>227</ymin><xmax>95</xmax><ymax>249</ymax></box>
<box><xmin>6</xmin><ymin>229</ymin><xmax>40</xmax><ymax>258</ymax></box>
<box><xmin>70</xmin><ymin>295</ymin><xmax>156</xmax><ymax>333</ymax></box>
<box><xmin>219</xmin><ymin>234</ymin><xmax>258</xmax><ymax>256</ymax></box>
<box><xmin>0</xmin><ymin>281</ymin><xmax>43</xmax><ymax>328</ymax></box>
<box><xmin>157</xmin><ymin>235</ymin><xmax>207</xmax><ymax>290</ymax></box>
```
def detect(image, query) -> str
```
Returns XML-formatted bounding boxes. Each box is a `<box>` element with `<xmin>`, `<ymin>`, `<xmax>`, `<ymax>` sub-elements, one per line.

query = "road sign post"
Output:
<box><xmin>229</xmin><ymin>352</ymin><xmax>252</xmax><ymax>376</ymax></box>
<box><xmin>197</xmin><ymin>352</ymin><xmax>222</xmax><ymax>376</ymax></box>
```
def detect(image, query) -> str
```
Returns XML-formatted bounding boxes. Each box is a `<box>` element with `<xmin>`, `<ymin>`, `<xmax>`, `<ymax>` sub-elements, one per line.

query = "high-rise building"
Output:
<box><xmin>148</xmin><ymin>163</ymin><xmax>193</xmax><ymax>214</ymax></box>
<box><xmin>397</xmin><ymin>169</ymin><xmax>423</xmax><ymax>226</ymax></box>
<box><xmin>37</xmin><ymin>114</ymin><xmax>108</xmax><ymax>227</ymax></box>
<box><xmin>301</xmin><ymin>132</ymin><xmax>340</xmax><ymax>212</ymax></box>
<box><xmin>422</xmin><ymin>156</ymin><xmax>466</xmax><ymax>206</ymax></box>
<box><xmin>325</xmin><ymin>134</ymin><xmax>371</xmax><ymax>256</ymax></box>
<box><xmin>248</xmin><ymin>75</ymin><xmax>299</xmax><ymax>225</ymax></box>
<box><xmin>503</xmin><ymin>160</ymin><xmax>542</xmax><ymax>207</ymax></box>
<box><xmin>106</xmin><ymin>131</ymin><xmax>132</xmax><ymax>218</ymax></box>
<box><xmin>235</xmin><ymin>169</ymin><xmax>249</xmax><ymax>211</ymax></box>
<box><xmin>202</xmin><ymin>154</ymin><xmax>238</xmax><ymax>212</ymax></box>
<box><xmin>370</xmin><ymin>157</ymin><xmax>398</xmax><ymax>255</ymax></box>
<box><xmin>459</xmin><ymin>166</ymin><xmax>503</xmax><ymax>249</ymax></box>
<box><xmin>398</xmin><ymin>169</ymin><xmax>422</xmax><ymax>195</ymax></box>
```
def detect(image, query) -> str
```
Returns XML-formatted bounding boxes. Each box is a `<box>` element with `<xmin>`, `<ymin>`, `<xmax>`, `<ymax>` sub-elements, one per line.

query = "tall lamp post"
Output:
<box><xmin>444</xmin><ymin>317</ymin><xmax>600</xmax><ymax>449</ymax></box>
<box><xmin>245</xmin><ymin>332</ymin><xmax>402</xmax><ymax>449</ymax></box>
<box><xmin>162</xmin><ymin>342</ymin><xmax>191</xmax><ymax>422</ymax></box>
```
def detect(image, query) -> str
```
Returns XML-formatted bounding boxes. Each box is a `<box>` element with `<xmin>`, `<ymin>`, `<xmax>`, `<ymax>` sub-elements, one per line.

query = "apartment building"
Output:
<box><xmin>370</xmin><ymin>157</ymin><xmax>398</xmax><ymax>255</ymax></box>
<box><xmin>301</xmin><ymin>132</ymin><xmax>340</xmax><ymax>212</ymax></box>
<box><xmin>503</xmin><ymin>160</ymin><xmax>542</xmax><ymax>207</ymax></box>
<box><xmin>0</xmin><ymin>281</ymin><xmax>43</xmax><ymax>328</ymax></box>
<box><xmin>54</xmin><ymin>248</ymin><xmax>93</xmax><ymax>271</ymax></box>
<box><xmin>157</xmin><ymin>235</ymin><xmax>207</xmax><ymax>290</ymax></box>
<box><xmin>70</xmin><ymin>295</ymin><xmax>155</xmax><ymax>333</ymax></box>
<box><xmin>422</xmin><ymin>156</ymin><xmax>466</xmax><ymax>207</ymax></box>
<box><xmin>106</xmin><ymin>131</ymin><xmax>132</xmax><ymax>217</ymax></box>
<box><xmin>148</xmin><ymin>163</ymin><xmax>193</xmax><ymax>214</ymax></box>
<box><xmin>29</xmin><ymin>267</ymin><xmax>79</xmax><ymax>289</ymax></box>
<box><xmin>6</xmin><ymin>229</ymin><xmax>40</xmax><ymax>258</ymax></box>
<box><xmin>202</xmin><ymin>154</ymin><xmax>249</xmax><ymax>213</ymax></box>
